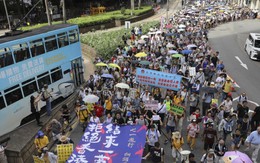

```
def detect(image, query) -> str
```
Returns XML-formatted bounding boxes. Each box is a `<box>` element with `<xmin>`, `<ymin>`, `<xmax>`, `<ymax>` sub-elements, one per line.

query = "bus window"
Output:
<box><xmin>69</xmin><ymin>30</ymin><xmax>79</xmax><ymax>44</ymax></box>
<box><xmin>22</xmin><ymin>78</ymin><xmax>37</xmax><ymax>97</ymax></box>
<box><xmin>63</xmin><ymin>69</ymin><xmax>70</xmax><ymax>74</ymax></box>
<box><xmin>0</xmin><ymin>96</ymin><xmax>5</xmax><ymax>110</ymax></box>
<box><xmin>30</xmin><ymin>39</ymin><xmax>45</xmax><ymax>57</ymax></box>
<box><xmin>37</xmin><ymin>72</ymin><xmax>51</xmax><ymax>90</ymax></box>
<box><xmin>0</xmin><ymin>48</ymin><xmax>14</xmax><ymax>68</ymax></box>
<box><xmin>4</xmin><ymin>86</ymin><xmax>23</xmax><ymax>105</ymax></box>
<box><xmin>51</xmin><ymin>68</ymin><xmax>63</xmax><ymax>83</ymax></box>
<box><xmin>45</xmin><ymin>36</ymin><xmax>58</xmax><ymax>52</ymax></box>
<box><xmin>12</xmin><ymin>43</ymin><xmax>30</xmax><ymax>63</ymax></box>
<box><xmin>58</xmin><ymin>32</ymin><xmax>69</xmax><ymax>48</ymax></box>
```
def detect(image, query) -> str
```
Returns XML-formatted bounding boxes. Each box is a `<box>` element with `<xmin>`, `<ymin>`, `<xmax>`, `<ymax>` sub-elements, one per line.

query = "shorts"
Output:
<box><xmin>172</xmin><ymin>147</ymin><xmax>182</xmax><ymax>158</ymax></box>
<box><xmin>166</xmin><ymin>125</ymin><xmax>175</xmax><ymax>134</ymax></box>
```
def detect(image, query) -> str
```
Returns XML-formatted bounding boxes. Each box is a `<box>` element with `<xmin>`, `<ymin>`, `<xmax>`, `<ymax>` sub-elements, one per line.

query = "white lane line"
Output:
<box><xmin>235</xmin><ymin>56</ymin><xmax>248</xmax><ymax>70</ymax></box>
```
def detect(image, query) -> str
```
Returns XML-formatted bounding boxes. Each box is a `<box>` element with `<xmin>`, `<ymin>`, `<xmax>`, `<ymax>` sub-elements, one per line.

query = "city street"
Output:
<box><xmin>209</xmin><ymin>19</ymin><xmax>260</xmax><ymax>106</ymax></box>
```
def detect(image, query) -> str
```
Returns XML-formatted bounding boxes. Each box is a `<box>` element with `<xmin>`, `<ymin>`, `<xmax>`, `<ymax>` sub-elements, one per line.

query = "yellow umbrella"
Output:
<box><xmin>108</xmin><ymin>63</ymin><xmax>121</xmax><ymax>70</ymax></box>
<box><xmin>135</xmin><ymin>52</ymin><xmax>147</xmax><ymax>58</ymax></box>
<box><xmin>95</xmin><ymin>62</ymin><xmax>107</xmax><ymax>67</ymax></box>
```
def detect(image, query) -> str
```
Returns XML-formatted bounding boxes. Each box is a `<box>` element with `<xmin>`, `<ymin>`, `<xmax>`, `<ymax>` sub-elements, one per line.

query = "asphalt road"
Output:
<box><xmin>208</xmin><ymin>19</ymin><xmax>260</xmax><ymax>106</ymax></box>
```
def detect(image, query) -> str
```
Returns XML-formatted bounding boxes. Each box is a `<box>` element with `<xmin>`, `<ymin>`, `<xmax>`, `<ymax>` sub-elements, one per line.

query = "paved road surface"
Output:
<box><xmin>209</xmin><ymin>19</ymin><xmax>260</xmax><ymax>106</ymax></box>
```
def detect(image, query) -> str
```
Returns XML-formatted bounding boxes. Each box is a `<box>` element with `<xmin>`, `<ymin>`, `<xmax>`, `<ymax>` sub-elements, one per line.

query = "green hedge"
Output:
<box><xmin>81</xmin><ymin>21</ymin><xmax>159</xmax><ymax>59</ymax></box>
<box><xmin>19</xmin><ymin>6</ymin><xmax>153</xmax><ymax>31</ymax></box>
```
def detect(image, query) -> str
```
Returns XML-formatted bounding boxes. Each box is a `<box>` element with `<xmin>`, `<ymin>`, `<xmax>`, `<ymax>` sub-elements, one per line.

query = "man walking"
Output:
<box><xmin>245</xmin><ymin>126</ymin><xmax>260</xmax><ymax>163</ymax></box>
<box><xmin>43</xmin><ymin>84</ymin><xmax>52</xmax><ymax>116</ymax></box>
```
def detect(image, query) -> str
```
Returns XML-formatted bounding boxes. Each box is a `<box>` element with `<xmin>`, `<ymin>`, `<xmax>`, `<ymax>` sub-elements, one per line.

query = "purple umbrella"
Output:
<box><xmin>222</xmin><ymin>151</ymin><xmax>252</xmax><ymax>163</ymax></box>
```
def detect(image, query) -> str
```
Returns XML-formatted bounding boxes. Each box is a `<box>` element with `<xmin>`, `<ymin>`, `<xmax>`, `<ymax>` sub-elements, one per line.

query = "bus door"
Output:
<box><xmin>71</xmin><ymin>58</ymin><xmax>84</xmax><ymax>86</ymax></box>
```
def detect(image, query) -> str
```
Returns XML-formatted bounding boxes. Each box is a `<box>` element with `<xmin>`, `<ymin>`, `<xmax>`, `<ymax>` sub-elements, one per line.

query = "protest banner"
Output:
<box><xmin>144</xmin><ymin>100</ymin><xmax>158</xmax><ymax>110</ymax></box>
<box><xmin>152</xmin><ymin>115</ymin><xmax>160</xmax><ymax>121</ymax></box>
<box><xmin>170</xmin><ymin>104</ymin><xmax>185</xmax><ymax>116</ymax></box>
<box><xmin>129</xmin><ymin>88</ymin><xmax>138</xmax><ymax>99</ymax></box>
<box><xmin>67</xmin><ymin>123</ymin><xmax>146</xmax><ymax>163</ymax></box>
<box><xmin>32</xmin><ymin>155</ymin><xmax>44</xmax><ymax>163</ymax></box>
<box><xmin>57</xmin><ymin>144</ymin><xmax>73</xmax><ymax>162</ymax></box>
<box><xmin>136</xmin><ymin>68</ymin><xmax>182</xmax><ymax>91</ymax></box>
<box><xmin>189</xmin><ymin>67</ymin><xmax>196</xmax><ymax>76</ymax></box>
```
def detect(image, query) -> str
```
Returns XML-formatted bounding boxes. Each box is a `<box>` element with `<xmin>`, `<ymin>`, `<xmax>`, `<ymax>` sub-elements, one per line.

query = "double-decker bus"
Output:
<box><xmin>0</xmin><ymin>24</ymin><xmax>84</xmax><ymax>136</ymax></box>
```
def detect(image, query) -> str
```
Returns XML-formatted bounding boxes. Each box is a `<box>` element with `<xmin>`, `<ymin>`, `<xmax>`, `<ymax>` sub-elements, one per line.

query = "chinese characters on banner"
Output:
<box><xmin>136</xmin><ymin>68</ymin><xmax>182</xmax><ymax>91</ymax></box>
<box><xmin>144</xmin><ymin>100</ymin><xmax>158</xmax><ymax>110</ymax></box>
<box><xmin>57</xmin><ymin>144</ymin><xmax>73</xmax><ymax>162</ymax></box>
<box><xmin>169</xmin><ymin>104</ymin><xmax>185</xmax><ymax>116</ymax></box>
<box><xmin>67</xmin><ymin>123</ymin><xmax>147</xmax><ymax>163</ymax></box>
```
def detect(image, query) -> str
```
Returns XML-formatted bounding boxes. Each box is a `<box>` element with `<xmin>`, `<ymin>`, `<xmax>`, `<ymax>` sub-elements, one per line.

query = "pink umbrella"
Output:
<box><xmin>222</xmin><ymin>151</ymin><xmax>252</xmax><ymax>163</ymax></box>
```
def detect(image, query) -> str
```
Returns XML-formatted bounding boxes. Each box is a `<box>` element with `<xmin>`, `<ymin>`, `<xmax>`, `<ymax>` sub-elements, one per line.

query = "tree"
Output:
<box><xmin>130</xmin><ymin>0</ymin><xmax>134</xmax><ymax>15</ymax></box>
<box><xmin>138</xmin><ymin>0</ymin><xmax>141</xmax><ymax>9</ymax></box>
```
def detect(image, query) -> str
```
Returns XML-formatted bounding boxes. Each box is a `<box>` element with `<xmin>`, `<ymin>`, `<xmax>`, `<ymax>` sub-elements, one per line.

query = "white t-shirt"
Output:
<box><xmin>90</xmin><ymin>117</ymin><xmax>100</xmax><ymax>123</ymax></box>
<box><xmin>146</xmin><ymin>129</ymin><xmax>161</xmax><ymax>146</ymax></box>
<box><xmin>200</xmin><ymin>153</ymin><xmax>216</xmax><ymax>163</ymax></box>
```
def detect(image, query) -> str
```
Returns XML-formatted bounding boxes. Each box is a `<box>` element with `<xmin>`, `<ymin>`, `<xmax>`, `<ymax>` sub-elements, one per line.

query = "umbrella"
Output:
<box><xmin>138</xmin><ymin>40</ymin><xmax>146</xmax><ymax>44</ymax></box>
<box><xmin>141</xmin><ymin>35</ymin><xmax>149</xmax><ymax>39</ymax></box>
<box><xmin>101</xmin><ymin>74</ymin><xmax>114</xmax><ymax>79</ymax></box>
<box><xmin>166</xmin><ymin>33</ymin><xmax>175</xmax><ymax>36</ymax></box>
<box><xmin>168</xmin><ymin>50</ymin><xmax>178</xmax><ymax>54</ymax></box>
<box><xmin>200</xmin><ymin>86</ymin><xmax>218</xmax><ymax>93</ymax></box>
<box><xmin>156</xmin><ymin>31</ymin><xmax>162</xmax><ymax>34</ymax></box>
<box><xmin>95</xmin><ymin>62</ymin><xmax>107</xmax><ymax>67</ymax></box>
<box><xmin>139</xmin><ymin>60</ymin><xmax>150</xmax><ymax>65</ymax></box>
<box><xmin>108</xmin><ymin>63</ymin><xmax>121</xmax><ymax>70</ymax></box>
<box><xmin>165</xmin><ymin>24</ymin><xmax>173</xmax><ymax>29</ymax></box>
<box><xmin>115</xmin><ymin>83</ymin><xmax>130</xmax><ymax>89</ymax></box>
<box><xmin>148</xmin><ymin>31</ymin><xmax>155</xmax><ymax>35</ymax></box>
<box><xmin>135</xmin><ymin>52</ymin><xmax>147</xmax><ymax>58</ymax></box>
<box><xmin>172</xmin><ymin>54</ymin><xmax>183</xmax><ymax>58</ymax></box>
<box><xmin>181</xmin><ymin>49</ymin><xmax>192</xmax><ymax>54</ymax></box>
<box><xmin>222</xmin><ymin>151</ymin><xmax>252</xmax><ymax>163</ymax></box>
<box><xmin>83</xmin><ymin>94</ymin><xmax>99</xmax><ymax>103</ymax></box>
<box><xmin>166</xmin><ymin>43</ymin><xmax>175</xmax><ymax>48</ymax></box>
<box><xmin>179</xmin><ymin>24</ymin><xmax>186</xmax><ymax>28</ymax></box>
<box><xmin>187</xmin><ymin>44</ymin><xmax>197</xmax><ymax>49</ymax></box>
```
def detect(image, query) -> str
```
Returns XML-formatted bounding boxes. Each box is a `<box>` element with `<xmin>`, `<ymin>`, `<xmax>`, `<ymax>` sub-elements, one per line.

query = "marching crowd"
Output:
<box><xmin>29</xmin><ymin>1</ymin><xmax>260</xmax><ymax>163</ymax></box>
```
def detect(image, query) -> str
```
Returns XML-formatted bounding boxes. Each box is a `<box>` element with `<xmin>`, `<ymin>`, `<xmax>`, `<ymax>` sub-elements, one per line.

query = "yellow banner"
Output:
<box><xmin>57</xmin><ymin>144</ymin><xmax>74</xmax><ymax>162</ymax></box>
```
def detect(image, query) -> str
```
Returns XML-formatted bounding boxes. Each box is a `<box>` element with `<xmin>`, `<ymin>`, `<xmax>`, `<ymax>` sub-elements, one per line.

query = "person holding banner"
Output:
<box><xmin>157</xmin><ymin>100</ymin><xmax>167</xmax><ymax>123</ymax></box>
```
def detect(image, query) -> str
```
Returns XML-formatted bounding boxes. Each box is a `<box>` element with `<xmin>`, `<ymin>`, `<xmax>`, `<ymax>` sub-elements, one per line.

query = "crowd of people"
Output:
<box><xmin>29</xmin><ymin>1</ymin><xmax>260</xmax><ymax>163</ymax></box>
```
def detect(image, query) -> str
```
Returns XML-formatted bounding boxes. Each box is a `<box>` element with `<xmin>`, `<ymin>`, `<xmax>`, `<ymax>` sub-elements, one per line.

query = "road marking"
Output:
<box><xmin>233</xmin><ymin>96</ymin><xmax>259</xmax><ymax>107</ymax></box>
<box><xmin>235</xmin><ymin>56</ymin><xmax>248</xmax><ymax>70</ymax></box>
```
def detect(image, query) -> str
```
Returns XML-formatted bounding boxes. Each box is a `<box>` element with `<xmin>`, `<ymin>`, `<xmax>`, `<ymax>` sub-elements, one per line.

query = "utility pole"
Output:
<box><xmin>61</xmin><ymin>0</ymin><xmax>66</xmax><ymax>23</ymax></box>
<box><xmin>44</xmin><ymin>0</ymin><xmax>52</xmax><ymax>25</ymax></box>
<box><xmin>3</xmin><ymin>0</ymin><xmax>11</xmax><ymax>30</ymax></box>
<box><xmin>166</xmin><ymin>0</ymin><xmax>169</xmax><ymax>24</ymax></box>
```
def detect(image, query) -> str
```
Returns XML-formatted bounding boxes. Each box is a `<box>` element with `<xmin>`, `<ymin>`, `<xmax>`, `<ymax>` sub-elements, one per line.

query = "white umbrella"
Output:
<box><xmin>83</xmin><ymin>94</ymin><xmax>99</xmax><ymax>103</ymax></box>
<box><xmin>141</xmin><ymin>35</ymin><xmax>149</xmax><ymax>39</ymax></box>
<box><xmin>148</xmin><ymin>31</ymin><xmax>155</xmax><ymax>35</ymax></box>
<box><xmin>179</xmin><ymin>24</ymin><xmax>186</xmax><ymax>28</ymax></box>
<box><xmin>187</xmin><ymin>44</ymin><xmax>197</xmax><ymax>49</ymax></box>
<box><xmin>115</xmin><ymin>83</ymin><xmax>130</xmax><ymax>89</ymax></box>
<box><xmin>156</xmin><ymin>30</ymin><xmax>162</xmax><ymax>34</ymax></box>
<box><xmin>166</xmin><ymin>43</ymin><xmax>175</xmax><ymax>48</ymax></box>
<box><xmin>168</xmin><ymin>50</ymin><xmax>178</xmax><ymax>54</ymax></box>
<box><xmin>138</xmin><ymin>40</ymin><xmax>146</xmax><ymax>44</ymax></box>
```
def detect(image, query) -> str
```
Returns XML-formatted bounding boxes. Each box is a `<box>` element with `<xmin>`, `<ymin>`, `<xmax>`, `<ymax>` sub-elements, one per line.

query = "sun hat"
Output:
<box><xmin>208</xmin><ymin>148</ymin><xmax>214</xmax><ymax>154</ymax></box>
<box><xmin>59</xmin><ymin>136</ymin><xmax>68</xmax><ymax>143</ymax></box>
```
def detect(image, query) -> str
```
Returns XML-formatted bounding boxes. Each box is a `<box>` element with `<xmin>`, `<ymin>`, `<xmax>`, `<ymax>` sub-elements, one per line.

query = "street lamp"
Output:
<box><xmin>3</xmin><ymin>0</ymin><xmax>11</xmax><ymax>30</ymax></box>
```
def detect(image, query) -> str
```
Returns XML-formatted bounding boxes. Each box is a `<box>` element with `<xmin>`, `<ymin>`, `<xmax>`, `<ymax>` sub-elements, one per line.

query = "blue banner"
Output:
<box><xmin>67</xmin><ymin>123</ymin><xmax>147</xmax><ymax>163</ymax></box>
<box><xmin>136</xmin><ymin>68</ymin><xmax>182</xmax><ymax>91</ymax></box>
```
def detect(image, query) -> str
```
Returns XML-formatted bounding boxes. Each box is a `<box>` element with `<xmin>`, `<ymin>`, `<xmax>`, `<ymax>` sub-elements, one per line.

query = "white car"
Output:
<box><xmin>244</xmin><ymin>33</ymin><xmax>260</xmax><ymax>60</ymax></box>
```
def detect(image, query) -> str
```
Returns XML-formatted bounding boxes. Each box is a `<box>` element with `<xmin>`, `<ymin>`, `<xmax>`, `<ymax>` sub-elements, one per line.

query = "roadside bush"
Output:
<box><xmin>81</xmin><ymin>21</ymin><xmax>159</xmax><ymax>59</ymax></box>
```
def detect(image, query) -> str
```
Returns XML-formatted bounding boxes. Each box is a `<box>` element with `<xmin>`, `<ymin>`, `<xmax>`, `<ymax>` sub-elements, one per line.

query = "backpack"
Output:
<box><xmin>203</xmin><ymin>153</ymin><xmax>215</xmax><ymax>163</ymax></box>
<box><xmin>41</xmin><ymin>92</ymin><xmax>47</xmax><ymax>101</ymax></box>
<box><xmin>224</xmin><ymin>119</ymin><xmax>233</xmax><ymax>132</ymax></box>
